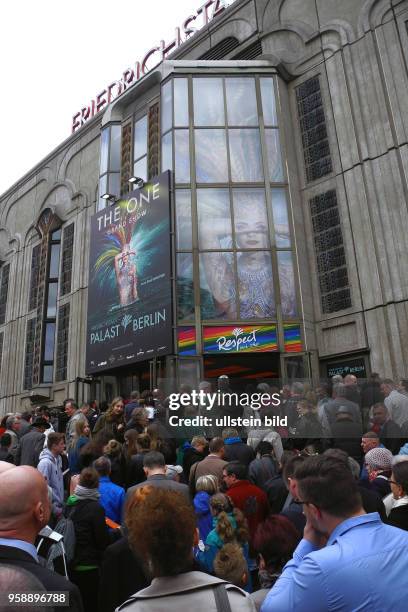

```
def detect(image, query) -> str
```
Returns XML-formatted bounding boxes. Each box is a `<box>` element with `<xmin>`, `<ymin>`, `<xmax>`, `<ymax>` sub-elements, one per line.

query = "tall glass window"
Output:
<box><xmin>41</xmin><ymin>229</ymin><xmax>61</xmax><ymax>383</ymax></box>
<box><xmin>133</xmin><ymin>115</ymin><xmax>148</xmax><ymax>182</ymax></box>
<box><xmin>98</xmin><ymin>124</ymin><xmax>122</xmax><ymax>210</ymax></box>
<box><xmin>162</xmin><ymin>73</ymin><xmax>298</xmax><ymax>327</ymax></box>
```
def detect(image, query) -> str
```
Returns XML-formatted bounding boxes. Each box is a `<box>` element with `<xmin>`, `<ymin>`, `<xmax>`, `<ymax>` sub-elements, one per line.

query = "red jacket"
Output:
<box><xmin>226</xmin><ymin>480</ymin><xmax>268</xmax><ymax>542</ymax></box>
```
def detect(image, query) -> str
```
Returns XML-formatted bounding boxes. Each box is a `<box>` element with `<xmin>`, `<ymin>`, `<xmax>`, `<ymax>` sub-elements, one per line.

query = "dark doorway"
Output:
<box><xmin>118</xmin><ymin>361</ymin><xmax>151</xmax><ymax>397</ymax></box>
<box><xmin>203</xmin><ymin>353</ymin><xmax>280</xmax><ymax>392</ymax></box>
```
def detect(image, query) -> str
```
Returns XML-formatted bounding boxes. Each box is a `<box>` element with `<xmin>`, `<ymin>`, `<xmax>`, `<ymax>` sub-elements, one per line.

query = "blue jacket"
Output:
<box><xmin>98</xmin><ymin>476</ymin><xmax>125</xmax><ymax>524</ymax></box>
<box><xmin>193</xmin><ymin>491</ymin><xmax>213</xmax><ymax>542</ymax></box>
<box><xmin>261</xmin><ymin>513</ymin><xmax>408</xmax><ymax>612</ymax></box>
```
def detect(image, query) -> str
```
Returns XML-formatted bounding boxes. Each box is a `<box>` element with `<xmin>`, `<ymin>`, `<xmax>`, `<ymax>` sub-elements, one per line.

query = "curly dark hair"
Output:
<box><xmin>127</xmin><ymin>488</ymin><xmax>196</xmax><ymax>577</ymax></box>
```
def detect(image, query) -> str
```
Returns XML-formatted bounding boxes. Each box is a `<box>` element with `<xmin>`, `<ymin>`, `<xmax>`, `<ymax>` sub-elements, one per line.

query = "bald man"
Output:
<box><xmin>0</xmin><ymin>459</ymin><xmax>15</xmax><ymax>474</ymax></box>
<box><xmin>0</xmin><ymin>465</ymin><xmax>83</xmax><ymax>611</ymax></box>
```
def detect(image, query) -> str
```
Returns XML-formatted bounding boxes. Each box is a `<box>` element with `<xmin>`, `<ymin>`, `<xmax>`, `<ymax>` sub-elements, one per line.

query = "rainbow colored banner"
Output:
<box><xmin>283</xmin><ymin>324</ymin><xmax>302</xmax><ymax>352</ymax></box>
<box><xmin>178</xmin><ymin>327</ymin><xmax>196</xmax><ymax>356</ymax></box>
<box><xmin>203</xmin><ymin>325</ymin><xmax>277</xmax><ymax>354</ymax></box>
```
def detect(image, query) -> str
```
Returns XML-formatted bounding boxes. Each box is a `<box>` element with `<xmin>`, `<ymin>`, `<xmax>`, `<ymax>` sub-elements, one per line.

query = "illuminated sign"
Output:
<box><xmin>86</xmin><ymin>172</ymin><xmax>173</xmax><ymax>374</ymax></box>
<box><xmin>203</xmin><ymin>325</ymin><xmax>278</xmax><ymax>354</ymax></box>
<box><xmin>72</xmin><ymin>0</ymin><xmax>235</xmax><ymax>132</ymax></box>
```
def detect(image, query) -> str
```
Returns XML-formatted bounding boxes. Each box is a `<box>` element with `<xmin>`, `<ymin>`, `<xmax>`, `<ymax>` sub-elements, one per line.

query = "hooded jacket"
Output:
<box><xmin>37</xmin><ymin>448</ymin><xmax>64</xmax><ymax>515</ymax></box>
<box><xmin>65</xmin><ymin>495</ymin><xmax>110</xmax><ymax>567</ymax></box>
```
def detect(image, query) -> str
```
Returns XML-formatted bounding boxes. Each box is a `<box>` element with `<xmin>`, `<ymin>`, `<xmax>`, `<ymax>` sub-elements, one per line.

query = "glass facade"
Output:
<box><xmin>98</xmin><ymin>124</ymin><xmax>122</xmax><ymax>210</ymax></box>
<box><xmin>41</xmin><ymin>229</ymin><xmax>61</xmax><ymax>383</ymax></box>
<box><xmin>161</xmin><ymin>74</ymin><xmax>299</xmax><ymax>342</ymax></box>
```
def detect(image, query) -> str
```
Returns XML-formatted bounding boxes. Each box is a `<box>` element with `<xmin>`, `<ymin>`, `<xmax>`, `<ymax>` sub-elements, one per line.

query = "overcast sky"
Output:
<box><xmin>0</xmin><ymin>0</ymin><xmax>220</xmax><ymax>196</ymax></box>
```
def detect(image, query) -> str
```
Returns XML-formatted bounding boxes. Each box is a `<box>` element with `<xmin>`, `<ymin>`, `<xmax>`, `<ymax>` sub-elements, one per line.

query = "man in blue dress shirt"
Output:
<box><xmin>261</xmin><ymin>455</ymin><xmax>408</xmax><ymax>611</ymax></box>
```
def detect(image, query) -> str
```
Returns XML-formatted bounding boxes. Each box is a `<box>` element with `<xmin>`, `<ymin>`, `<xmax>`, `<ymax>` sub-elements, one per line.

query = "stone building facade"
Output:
<box><xmin>0</xmin><ymin>0</ymin><xmax>407</xmax><ymax>412</ymax></box>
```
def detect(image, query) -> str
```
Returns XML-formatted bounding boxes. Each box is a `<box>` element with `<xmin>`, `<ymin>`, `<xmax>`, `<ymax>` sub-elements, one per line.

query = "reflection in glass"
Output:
<box><xmin>271</xmin><ymin>188</ymin><xmax>291</xmax><ymax>247</ymax></box>
<box><xmin>200</xmin><ymin>252</ymin><xmax>236</xmax><ymax>319</ymax></box>
<box><xmin>265</xmin><ymin>129</ymin><xmax>284</xmax><ymax>182</ymax></box>
<box><xmin>133</xmin><ymin>157</ymin><xmax>147</xmax><ymax>182</ymax></box>
<box><xmin>51</xmin><ymin>229</ymin><xmax>61</xmax><ymax>241</ymax></box>
<box><xmin>197</xmin><ymin>189</ymin><xmax>232</xmax><ymax>249</ymax></box>
<box><xmin>174</xmin><ymin>79</ymin><xmax>189</xmax><ymax>127</ymax></box>
<box><xmin>195</xmin><ymin>130</ymin><xmax>228</xmax><ymax>183</ymax></box>
<box><xmin>175</xmin><ymin>130</ymin><xmax>190</xmax><ymax>183</ymax></box>
<box><xmin>134</xmin><ymin>116</ymin><xmax>148</xmax><ymax>159</ymax></box>
<box><xmin>226</xmin><ymin>78</ymin><xmax>258</xmax><ymax>126</ymax></box>
<box><xmin>161</xmin><ymin>80</ymin><xmax>173</xmax><ymax>134</ymax></box>
<box><xmin>42</xmin><ymin>365</ymin><xmax>54</xmax><ymax>384</ymax></box>
<box><xmin>177</xmin><ymin>253</ymin><xmax>195</xmax><ymax>320</ymax></box>
<box><xmin>108</xmin><ymin>173</ymin><xmax>120</xmax><ymax>197</ymax></box>
<box><xmin>277</xmin><ymin>251</ymin><xmax>297</xmax><ymax>316</ymax></box>
<box><xmin>44</xmin><ymin>323</ymin><xmax>56</xmax><ymax>361</ymax></box>
<box><xmin>162</xmin><ymin>132</ymin><xmax>173</xmax><ymax>172</ymax></box>
<box><xmin>260</xmin><ymin>78</ymin><xmax>277</xmax><ymax>126</ymax></box>
<box><xmin>110</xmin><ymin>125</ymin><xmax>121</xmax><ymax>172</ymax></box>
<box><xmin>193</xmin><ymin>78</ymin><xmax>224</xmax><ymax>126</ymax></box>
<box><xmin>237</xmin><ymin>251</ymin><xmax>275</xmax><ymax>318</ymax></box>
<box><xmin>175</xmin><ymin>190</ymin><xmax>192</xmax><ymax>250</ymax></box>
<box><xmin>233</xmin><ymin>190</ymin><xmax>269</xmax><ymax>249</ymax></box>
<box><xmin>99</xmin><ymin>174</ymin><xmax>107</xmax><ymax>199</ymax></box>
<box><xmin>49</xmin><ymin>245</ymin><xmax>60</xmax><ymax>278</ymax></box>
<box><xmin>100</xmin><ymin>128</ymin><xmax>109</xmax><ymax>174</ymax></box>
<box><xmin>47</xmin><ymin>283</ymin><xmax>58</xmax><ymax>317</ymax></box>
<box><xmin>229</xmin><ymin>129</ymin><xmax>263</xmax><ymax>182</ymax></box>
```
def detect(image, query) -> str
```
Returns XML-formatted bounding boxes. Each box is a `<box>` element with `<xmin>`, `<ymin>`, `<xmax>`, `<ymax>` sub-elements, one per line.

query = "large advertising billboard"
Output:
<box><xmin>86</xmin><ymin>172</ymin><xmax>173</xmax><ymax>374</ymax></box>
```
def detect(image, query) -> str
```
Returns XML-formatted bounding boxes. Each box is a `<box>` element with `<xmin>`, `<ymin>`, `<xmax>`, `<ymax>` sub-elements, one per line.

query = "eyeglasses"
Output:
<box><xmin>389</xmin><ymin>479</ymin><xmax>399</xmax><ymax>485</ymax></box>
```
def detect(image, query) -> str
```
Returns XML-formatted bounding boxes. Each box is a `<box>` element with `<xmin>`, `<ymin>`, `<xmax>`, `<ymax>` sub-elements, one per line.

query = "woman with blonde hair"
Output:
<box><xmin>103</xmin><ymin>439</ymin><xmax>126</xmax><ymax>487</ymax></box>
<box><xmin>68</xmin><ymin>419</ymin><xmax>91</xmax><ymax>474</ymax></box>
<box><xmin>197</xmin><ymin>492</ymin><xmax>251</xmax><ymax>590</ymax></box>
<box><xmin>194</xmin><ymin>474</ymin><xmax>218</xmax><ymax>542</ymax></box>
<box><xmin>93</xmin><ymin>396</ymin><xmax>125</xmax><ymax>442</ymax></box>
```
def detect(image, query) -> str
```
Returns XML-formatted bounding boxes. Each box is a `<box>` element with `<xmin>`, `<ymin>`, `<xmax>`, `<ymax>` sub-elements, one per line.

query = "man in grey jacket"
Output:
<box><xmin>15</xmin><ymin>417</ymin><xmax>49</xmax><ymax>467</ymax></box>
<box><xmin>64</xmin><ymin>399</ymin><xmax>86</xmax><ymax>450</ymax></box>
<box><xmin>125</xmin><ymin>451</ymin><xmax>190</xmax><ymax>509</ymax></box>
<box><xmin>37</xmin><ymin>432</ymin><xmax>65</xmax><ymax>518</ymax></box>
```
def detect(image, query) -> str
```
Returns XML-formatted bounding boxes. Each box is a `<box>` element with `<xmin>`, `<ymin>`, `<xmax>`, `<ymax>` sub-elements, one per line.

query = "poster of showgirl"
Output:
<box><xmin>86</xmin><ymin>171</ymin><xmax>173</xmax><ymax>373</ymax></box>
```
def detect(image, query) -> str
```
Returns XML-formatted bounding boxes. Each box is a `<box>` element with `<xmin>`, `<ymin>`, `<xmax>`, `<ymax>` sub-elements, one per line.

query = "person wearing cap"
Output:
<box><xmin>365</xmin><ymin>447</ymin><xmax>393</xmax><ymax>498</ymax></box>
<box><xmin>14</xmin><ymin>416</ymin><xmax>49</xmax><ymax>467</ymax></box>
<box><xmin>166</xmin><ymin>464</ymin><xmax>183</xmax><ymax>482</ymax></box>
<box><xmin>330</xmin><ymin>406</ymin><xmax>363</xmax><ymax>461</ymax></box>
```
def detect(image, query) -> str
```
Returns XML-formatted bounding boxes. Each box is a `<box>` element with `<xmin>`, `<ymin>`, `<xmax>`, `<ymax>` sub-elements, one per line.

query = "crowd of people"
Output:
<box><xmin>1</xmin><ymin>372</ymin><xmax>408</xmax><ymax>611</ymax></box>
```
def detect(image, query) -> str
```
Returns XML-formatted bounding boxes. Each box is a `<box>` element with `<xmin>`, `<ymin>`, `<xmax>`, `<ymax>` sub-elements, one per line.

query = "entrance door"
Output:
<box><xmin>203</xmin><ymin>353</ymin><xmax>280</xmax><ymax>392</ymax></box>
<box><xmin>119</xmin><ymin>360</ymin><xmax>151</xmax><ymax>396</ymax></box>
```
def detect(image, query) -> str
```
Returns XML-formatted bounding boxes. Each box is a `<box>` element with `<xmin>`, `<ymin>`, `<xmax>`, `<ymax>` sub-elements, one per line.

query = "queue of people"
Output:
<box><xmin>1</xmin><ymin>373</ymin><xmax>408</xmax><ymax>611</ymax></box>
